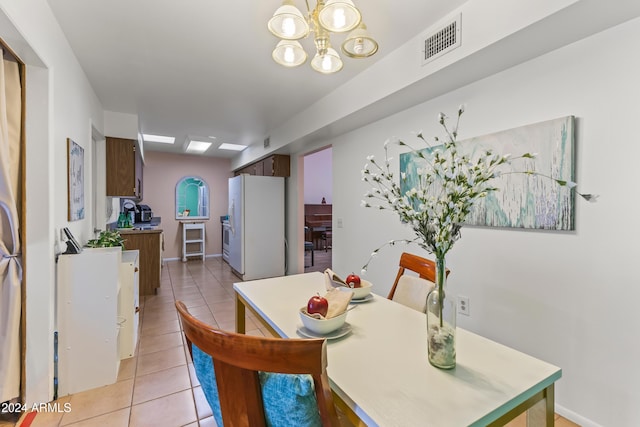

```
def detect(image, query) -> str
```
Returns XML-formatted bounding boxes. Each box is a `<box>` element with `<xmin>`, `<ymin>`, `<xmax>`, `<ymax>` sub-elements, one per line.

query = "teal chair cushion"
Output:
<box><xmin>192</xmin><ymin>345</ymin><xmax>322</xmax><ymax>427</ymax></box>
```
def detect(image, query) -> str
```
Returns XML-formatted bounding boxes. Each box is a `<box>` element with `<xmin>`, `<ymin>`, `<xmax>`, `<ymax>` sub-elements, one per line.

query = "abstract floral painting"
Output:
<box><xmin>67</xmin><ymin>138</ymin><xmax>85</xmax><ymax>221</ymax></box>
<box><xmin>400</xmin><ymin>116</ymin><xmax>576</xmax><ymax>230</ymax></box>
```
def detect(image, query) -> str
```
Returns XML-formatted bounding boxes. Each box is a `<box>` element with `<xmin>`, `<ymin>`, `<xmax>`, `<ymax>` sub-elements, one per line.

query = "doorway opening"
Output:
<box><xmin>303</xmin><ymin>146</ymin><xmax>332</xmax><ymax>273</ymax></box>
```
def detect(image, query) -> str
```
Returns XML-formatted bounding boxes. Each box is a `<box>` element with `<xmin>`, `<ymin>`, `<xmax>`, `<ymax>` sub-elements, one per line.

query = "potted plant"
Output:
<box><xmin>86</xmin><ymin>230</ymin><xmax>126</xmax><ymax>249</ymax></box>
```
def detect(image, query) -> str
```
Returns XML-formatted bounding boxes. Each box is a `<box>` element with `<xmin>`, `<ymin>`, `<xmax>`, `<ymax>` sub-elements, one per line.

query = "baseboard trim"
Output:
<box><xmin>556</xmin><ymin>404</ymin><xmax>601</xmax><ymax>427</ymax></box>
<box><xmin>162</xmin><ymin>254</ymin><xmax>222</xmax><ymax>263</ymax></box>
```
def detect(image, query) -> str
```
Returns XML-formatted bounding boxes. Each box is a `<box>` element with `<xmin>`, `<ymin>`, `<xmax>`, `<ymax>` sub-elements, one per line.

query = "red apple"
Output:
<box><xmin>307</xmin><ymin>294</ymin><xmax>328</xmax><ymax>317</ymax></box>
<box><xmin>346</xmin><ymin>272</ymin><xmax>361</xmax><ymax>288</ymax></box>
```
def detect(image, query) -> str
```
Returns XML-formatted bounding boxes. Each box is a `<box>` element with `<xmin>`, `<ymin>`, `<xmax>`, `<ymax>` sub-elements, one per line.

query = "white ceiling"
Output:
<box><xmin>46</xmin><ymin>0</ymin><xmax>468</xmax><ymax>158</ymax></box>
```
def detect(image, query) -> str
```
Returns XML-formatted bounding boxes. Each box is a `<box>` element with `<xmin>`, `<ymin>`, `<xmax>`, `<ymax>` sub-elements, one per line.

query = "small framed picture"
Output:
<box><xmin>67</xmin><ymin>138</ymin><xmax>85</xmax><ymax>221</ymax></box>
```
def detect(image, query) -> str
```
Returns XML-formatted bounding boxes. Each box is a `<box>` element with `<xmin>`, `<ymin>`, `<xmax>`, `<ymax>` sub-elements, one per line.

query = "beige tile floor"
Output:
<box><xmin>5</xmin><ymin>257</ymin><xmax>580</xmax><ymax>427</ymax></box>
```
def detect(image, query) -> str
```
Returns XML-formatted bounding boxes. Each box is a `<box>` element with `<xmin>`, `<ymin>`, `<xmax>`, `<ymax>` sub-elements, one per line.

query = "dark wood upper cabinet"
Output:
<box><xmin>106</xmin><ymin>137</ymin><xmax>143</xmax><ymax>200</ymax></box>
<box><xmin>263</xmin><ymin>154</ymin><xmax>290</xmax><ymax>177</ymax></box>
<box><xmin>235</xmin><ymin>154</ymin><xmax>290</xmax><ymax>177</ymax></box>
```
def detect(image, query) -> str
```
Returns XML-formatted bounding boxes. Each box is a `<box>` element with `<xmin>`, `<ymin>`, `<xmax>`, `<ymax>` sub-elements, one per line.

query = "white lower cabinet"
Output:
<box><xmin>56</xmin><ymin>247</ymin><xmax>140</xmax><ymax>396</ymax></box>
<box><xmin>118</xmin><ymin>250</ymin><xmax>140</xmax><ymax>359</ymax></box>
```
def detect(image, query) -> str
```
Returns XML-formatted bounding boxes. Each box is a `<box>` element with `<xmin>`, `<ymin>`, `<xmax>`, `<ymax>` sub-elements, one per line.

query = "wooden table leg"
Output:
<box><xmin>235</xmin><ymin>293</ymin><xmax>246</xmax><ymax>334</ymax></box>
<box><xmin>487</xmin><ymin>383</ymin><xmax>556</xmax><ymax>426</ymax></box>
<box><xmin>544</xmin><ymin>383</ymin><xmax>555</xmax><ymax>426</ymax></box>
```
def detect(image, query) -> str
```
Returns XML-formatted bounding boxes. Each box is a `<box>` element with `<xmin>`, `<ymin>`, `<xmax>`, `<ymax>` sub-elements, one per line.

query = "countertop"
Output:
<box><xmin>118</xmin><ymin>227</ymin><xmax>163</xmax><ymax>235</ymax></box>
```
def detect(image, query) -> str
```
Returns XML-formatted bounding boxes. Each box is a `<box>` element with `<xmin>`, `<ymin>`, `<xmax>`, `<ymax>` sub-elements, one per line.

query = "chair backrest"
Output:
<box><xmin>387</xmin><ymin>252</ymin><xmax>451</xmax><ymax>312</ymax></box>
<box><xmin>175</xmin><ymin>301</ymin><xmax>340</xmax><ymax>427</ymax></box>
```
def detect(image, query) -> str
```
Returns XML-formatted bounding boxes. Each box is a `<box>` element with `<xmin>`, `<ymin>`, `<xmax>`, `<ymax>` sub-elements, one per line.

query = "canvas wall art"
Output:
<box><xmin>67</xmin><ymin>138</ymin><xmax>85</xmax><ymax>221</ymax></box>
<box><xmin>400</xmin><ymin>116</ymin><xmax>576</xmax><ymax>230</ymax></box>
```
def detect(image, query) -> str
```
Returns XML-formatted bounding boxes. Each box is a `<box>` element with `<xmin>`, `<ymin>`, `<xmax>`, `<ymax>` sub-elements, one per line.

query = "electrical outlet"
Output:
<box><xmin>457</xmin><ymin>295</ymin><xmax>470</xmax><ymax>316</ymax></box>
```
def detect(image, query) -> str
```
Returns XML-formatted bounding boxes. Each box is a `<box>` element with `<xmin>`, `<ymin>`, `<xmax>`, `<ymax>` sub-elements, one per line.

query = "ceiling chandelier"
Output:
<box><xmin>268</xmin><ymin>0</ymin><xmax>379</xmax><ymax>74</ymax></box>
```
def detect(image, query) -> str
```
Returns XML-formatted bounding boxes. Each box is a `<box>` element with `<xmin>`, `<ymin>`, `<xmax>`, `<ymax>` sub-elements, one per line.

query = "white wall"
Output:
<box><xmin>0</xmin><ymin>0</ymin><xmax>105</xmax><ymax>404</ymax></box>
<box><xmin>104</xmin><ymin>110</ymin><xmax>137</xmax><ymax>140</ymax></box>
<box><xmin>321</xmin><ymin>18</ymin><xmax>640</xmax><ymax>427</ymax></box>
<box><xmin>303</xmin><ymin>147</ymin><xmax>332</xmax><ymax>205</ymax></box>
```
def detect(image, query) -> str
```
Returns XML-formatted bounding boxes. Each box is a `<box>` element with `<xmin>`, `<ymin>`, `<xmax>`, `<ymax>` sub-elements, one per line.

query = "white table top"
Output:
<box><xmin>234</xmin><ymin>272</ymin><xmax>561</xmax><ymax>426</ymax></box>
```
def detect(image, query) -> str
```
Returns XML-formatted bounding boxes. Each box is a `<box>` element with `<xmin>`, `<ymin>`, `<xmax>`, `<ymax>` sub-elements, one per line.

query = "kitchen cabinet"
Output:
<box><xmin>106</xmin><ymin>136</ymin><xmax>143</xmax><ymax>200</ymax></box>
<box><xmin>236</xmin><ymin>161</ymin><xmax>261</xmax><ymax>176</ymax></box>
<box><xmin>118</xmin><ymin>250</ymin><xmax>140</xmax><ymax>359</ymax></box>
<box><xmin>120</xmin><ymin>229</ymin><xmax>163</xmax><ymax>296</ymax></box>
<box><xmin>235</xmin><ymin>154</ymin><xmax>290</xmax><ymax>177</ymax></box>
<box><xmin>56</xmin><ymin>248</ymin><xmax>123</xmax><ymax>395</ymax></box>
<box><xmin>262</xmin><ymin>154</ymin><xmax>290</xmax><ymax>177</ymax></box>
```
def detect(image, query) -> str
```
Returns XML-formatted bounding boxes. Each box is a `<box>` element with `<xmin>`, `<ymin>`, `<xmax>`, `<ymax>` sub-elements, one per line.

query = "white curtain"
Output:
<box><xmin>0</xmin><ymin>50</ymin><xmax>23</xmax><ymax>403</ymax></box>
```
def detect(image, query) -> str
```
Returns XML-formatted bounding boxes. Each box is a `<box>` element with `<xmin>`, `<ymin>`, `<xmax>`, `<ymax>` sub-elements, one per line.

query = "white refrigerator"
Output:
<box><xmin>228</xmin><ymin>175</ymin><xmax>285</xmax><ymax>281</ymax></box>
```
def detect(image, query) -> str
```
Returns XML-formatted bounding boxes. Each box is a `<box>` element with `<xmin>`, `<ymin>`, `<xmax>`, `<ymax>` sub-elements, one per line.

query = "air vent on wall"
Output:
<box><xmin>421</xmin><ymin>14</ymin><xmax>461</xmax><ymax>66</ymax></box>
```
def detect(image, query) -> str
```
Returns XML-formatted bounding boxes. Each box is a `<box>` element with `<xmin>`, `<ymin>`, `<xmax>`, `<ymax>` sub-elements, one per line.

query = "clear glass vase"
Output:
<box><xmin>426</xmin><ymin>256</ymin><xmax>456</xmax><ymax>369</ymax></box>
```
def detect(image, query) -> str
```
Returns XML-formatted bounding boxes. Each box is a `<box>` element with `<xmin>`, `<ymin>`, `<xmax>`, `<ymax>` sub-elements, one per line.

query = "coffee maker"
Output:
<box><xmin>135</xmin><ymin>204</ymin><xmax>153</xmax><ymax>223</ymax></box>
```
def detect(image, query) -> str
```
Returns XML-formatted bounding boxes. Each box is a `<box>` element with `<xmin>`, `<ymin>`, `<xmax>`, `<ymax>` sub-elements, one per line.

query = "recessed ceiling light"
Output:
<box><xmin>186</xmin><ymin>140</ymin><xmax>212</xmax><ymax>153</ymax></box>
<box><xmin>218</xmin><ymin>143</ymin><xmax>248</xmax><ymax>151</ymax></box>
<box><xmin>142</xmin><ymin>133</ymin><xmax>175</xmax><ymax>144</ymax></box>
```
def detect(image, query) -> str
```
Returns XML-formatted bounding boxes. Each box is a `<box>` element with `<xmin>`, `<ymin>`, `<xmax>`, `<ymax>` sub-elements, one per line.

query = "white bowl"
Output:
<box><xmin>299</xmin><ymin>307</ymin><xmax>347</xmax><ymax>335</ymax></box>
<box><xmin>341</xmin><ymin>279</ymin><xmax>373</xmax><ymax>300</ymax></box>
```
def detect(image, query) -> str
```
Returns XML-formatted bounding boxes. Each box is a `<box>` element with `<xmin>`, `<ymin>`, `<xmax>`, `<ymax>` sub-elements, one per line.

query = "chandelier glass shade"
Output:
<box><xmin>341</xmin><ymin>23</ymin><xmax>378</xmax><ymax>58</ymax></box>
<box><xmin>272</xmin><ymin>40</ymin><xmax>308</xmax><ymax>67</ymax></box>
<box><xmin>318</xmin><ymin>0</ymin><xmax>361</xmax><ymax>32</ymax></box>
<box><xmin>268</xmin><ymin>0</ymin><xmax>378</xmax><ymax>73</ymax></box>
<box><xmin>267</xmin><ymin>2</ymin><xmax>309</xmax><ymax>40</ymax></box>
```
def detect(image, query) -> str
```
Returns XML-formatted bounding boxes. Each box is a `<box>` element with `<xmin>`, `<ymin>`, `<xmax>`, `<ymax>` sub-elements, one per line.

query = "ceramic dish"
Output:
<box><xmin>350</xmin><ymin>294</ymin><xmax>374</xmax><ymax>303</ymax></box>
<box><xmin>299</xmin><ymin>307</ymin><xmax>348</xmax><ymax>335</ymax></box>
<box><xmin>339</xmin><ymin>279</ymin><xmax>373</xmax><ymax>299</ymax></box>
<box><xmin>297</xmin><ymin>323</ymin><xmax>352</xmax><ymax>340</ymax></box>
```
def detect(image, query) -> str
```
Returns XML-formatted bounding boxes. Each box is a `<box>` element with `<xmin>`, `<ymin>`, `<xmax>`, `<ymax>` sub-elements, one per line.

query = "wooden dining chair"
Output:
<box><xmin>175</xmin><ymin>301</ymin><xmax>341</xmax><ymax>427</ymax></box>
<box><xmin>387</xmin><ymin>252</ymin><xmax>451</xmax><ymax>312</ymax></box>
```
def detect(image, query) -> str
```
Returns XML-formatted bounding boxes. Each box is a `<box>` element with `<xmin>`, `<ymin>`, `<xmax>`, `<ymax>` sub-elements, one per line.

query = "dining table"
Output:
<box><xmin>233</xmin><ymin>272</ymin><xmax>561</xmax><ymax>426</ymax></box>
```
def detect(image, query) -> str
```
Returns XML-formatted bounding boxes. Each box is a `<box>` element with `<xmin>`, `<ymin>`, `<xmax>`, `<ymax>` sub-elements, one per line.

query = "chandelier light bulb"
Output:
<box><xmin>284</xmin><ymin>46</ymin><xmax>295</xmax><ymax>63</ymax></box>
<box><xmin>281</xmin><ymin>17</ymin><xmax>296</xmax><ymax>37</ymax></box>
<box><xmin>321</xmin><ymin>56</ymin><xmax>332</xmax><ymax>71</ymax></box>
<box><xmin>353</xmin><ymin>38</ymin><xmax>364</xmax><ymax>54</ymax></box>
<box><xmin>332</xmin><ymin>8</ymin><xmax>347</xmax><ymax>30</ymax></box>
